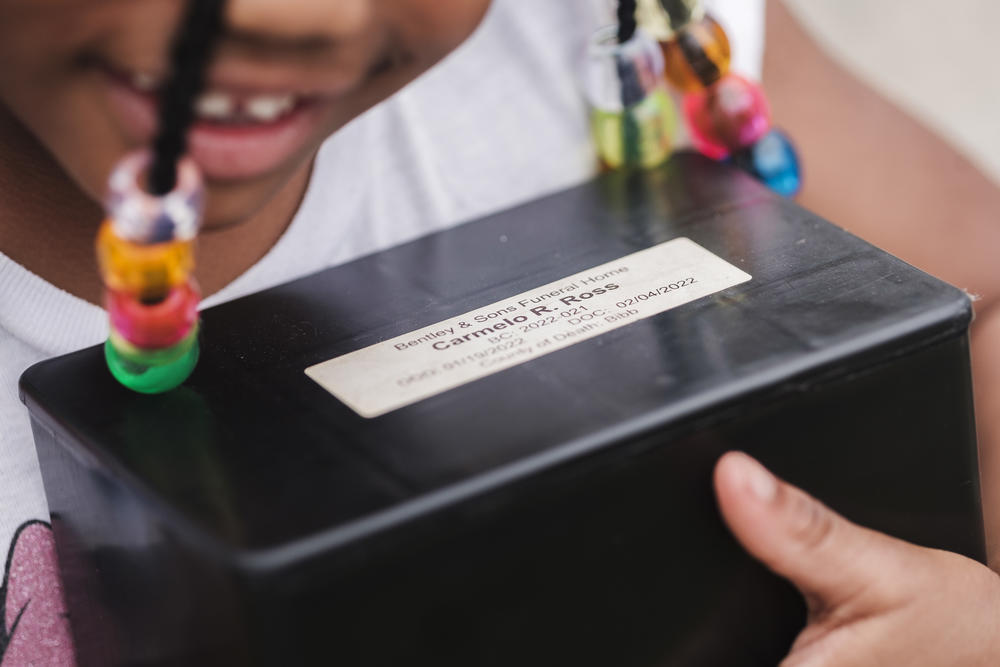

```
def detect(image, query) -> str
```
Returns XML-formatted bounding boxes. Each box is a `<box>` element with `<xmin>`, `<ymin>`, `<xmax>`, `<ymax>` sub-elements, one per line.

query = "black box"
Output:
<box><xmin>21</xmin><ymin>154</ymin><xmax>983</xmax><ymax>666</ymax></box>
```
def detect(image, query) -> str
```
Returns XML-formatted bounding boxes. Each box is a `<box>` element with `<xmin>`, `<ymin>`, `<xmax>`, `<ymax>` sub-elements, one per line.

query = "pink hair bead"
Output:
<box><xmin>108</xmin><ymin>279</ymin><xmax>200</xmax><ymax>349</ymax></box>
<box><xmin>682</xmin><ymin>73</ymin><xmax>771</xmax><ymax>160</ymax></box>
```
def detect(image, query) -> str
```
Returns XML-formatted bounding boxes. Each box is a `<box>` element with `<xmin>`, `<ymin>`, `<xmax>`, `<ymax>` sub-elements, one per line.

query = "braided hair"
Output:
<box><xmin>617</xmin><ymin>0</ymin><xmax>638</xmax><ymax>43</ymax></box>
<box><xmin>148</xmin><ymin>0</ymin><xmax>226</xmax><ymax>195</ymax></box>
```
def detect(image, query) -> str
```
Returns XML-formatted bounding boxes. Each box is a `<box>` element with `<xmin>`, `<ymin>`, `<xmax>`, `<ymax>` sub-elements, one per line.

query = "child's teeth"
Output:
<box><xmin>196</xmin><ymin>91</ymin><xmax>236</xmax><ymax>120</ymax></box>
<box><xmin>193</xmin><ymin>91</ymin><xmax>297</xmax><ymax>123</ymax></box>
<box><xmin>244</xmin><ymin>95</ymin><xmax>295</xmax><ymax>122</ymax></box>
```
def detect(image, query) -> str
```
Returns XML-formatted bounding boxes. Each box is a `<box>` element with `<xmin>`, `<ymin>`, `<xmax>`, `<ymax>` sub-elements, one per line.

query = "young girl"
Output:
<box><xmin>2</xmin><ymin>0</ymin><xmax>999</xmax><ymax>664</ymax></box>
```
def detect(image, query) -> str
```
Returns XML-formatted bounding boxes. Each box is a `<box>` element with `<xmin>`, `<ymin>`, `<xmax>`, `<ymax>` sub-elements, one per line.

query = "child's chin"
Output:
<box><xmin>201</xmin><ymin>164</ymin><xmax>312</xmax><ymax>231</ymax></box>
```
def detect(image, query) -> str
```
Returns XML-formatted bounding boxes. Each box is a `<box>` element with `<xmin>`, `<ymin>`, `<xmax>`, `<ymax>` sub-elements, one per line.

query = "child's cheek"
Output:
<box><xmin>0</xmin><ymin>5</ymin><xmax>160</xmax><ymax>204</ymax></box>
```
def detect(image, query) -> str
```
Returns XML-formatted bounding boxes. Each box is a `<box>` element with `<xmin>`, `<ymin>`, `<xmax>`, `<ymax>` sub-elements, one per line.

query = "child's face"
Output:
<box><xmin>0</xmin><ymin>0</ymin><xmax>491</xmax><ymax>227</ymax></box>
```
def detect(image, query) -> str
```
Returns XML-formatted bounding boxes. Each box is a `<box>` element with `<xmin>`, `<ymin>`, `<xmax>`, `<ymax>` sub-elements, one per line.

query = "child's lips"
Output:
<box><xmin>102</xmin><ymin>67</ymin><xmax>330</xmax><ymax>183</ymax></box>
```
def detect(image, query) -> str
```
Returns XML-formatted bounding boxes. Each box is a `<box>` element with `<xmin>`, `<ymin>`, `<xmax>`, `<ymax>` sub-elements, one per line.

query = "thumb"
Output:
<box><xmin>714</xmin><ymin>451</ymin><xmax>915</xmax><ymax>612</ymax></box>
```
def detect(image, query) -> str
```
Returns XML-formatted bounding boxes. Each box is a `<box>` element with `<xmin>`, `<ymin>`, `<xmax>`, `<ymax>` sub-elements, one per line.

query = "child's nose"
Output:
<box><xmin>227</xmin><ymin>0</ymin><xmax>371</xmax><ymax>42</ymax></box>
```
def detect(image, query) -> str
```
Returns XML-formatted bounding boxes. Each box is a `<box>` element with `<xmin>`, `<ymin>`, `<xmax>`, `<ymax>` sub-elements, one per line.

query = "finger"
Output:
<box><xmin>713</xmin><ymin>451</ymin><xmax>918</xmax><ymax>611</ymax></box>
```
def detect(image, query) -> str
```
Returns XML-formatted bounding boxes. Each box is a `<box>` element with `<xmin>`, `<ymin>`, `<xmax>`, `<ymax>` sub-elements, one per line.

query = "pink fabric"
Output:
<box><xmin>2</xmin><ymin>522</ymin><xmax>75</xmax><ymax>666</ymax></box>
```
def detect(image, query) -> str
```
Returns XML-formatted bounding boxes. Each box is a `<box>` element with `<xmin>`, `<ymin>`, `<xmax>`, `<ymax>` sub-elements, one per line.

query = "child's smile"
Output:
<box><xmin>101</xmin><ymin>61</ymin><xmax>367</xmax><ymax>181</ymax></box>
<box><xmin>0</xmin><ymin>0</ymin><xmax>491</xmax><ymax>228</ymax></box>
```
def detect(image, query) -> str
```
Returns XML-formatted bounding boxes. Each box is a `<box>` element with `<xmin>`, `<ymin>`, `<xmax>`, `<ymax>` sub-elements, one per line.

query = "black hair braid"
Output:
<box><xmin>148</xmin><ymin>0</ymin><xmax>226</xmax><ymax>196</ymax></box>
<box><xmin>617</xmin><ymin>0</ymin><xmax>638</xmax><ymax>43</ymax></box>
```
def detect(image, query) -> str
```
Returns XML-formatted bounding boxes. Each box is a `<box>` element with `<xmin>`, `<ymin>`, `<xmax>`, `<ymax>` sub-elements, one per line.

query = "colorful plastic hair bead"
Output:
<box><xmin>630</xmin><ymin>0</ymin><xmax>804</xmax><ymax>191</ymax></box>
<box><xmin>98</xmin><ymin>149</ymin><xmax>204</xmax><ymax>393</ymax></box>
<box><xmin>585</xmin><ymin>26</ymin><xmax>678</xmax><ymax>170</ymax></box>
<box><xmin>731</xmin><ymin>129</ymin><xmax>803</xmax><ymax>197</ymax></box>
<box><xmin>104</xmin><ymin>333</ymin><xmax>200</xmax><ymax>395</ymax></box>
<box><xmin>97</xmin><ymin>221</ymin><xmax>194</xmax><ymax>297</ymax></box>
<box><xmin>682</xmin><ymin>73</ymin><xmax>771</xmax><ymax>160</ymax></box>
<box><xmin>108</xmin><ymin>324</ymin><xmax>200</xmax><ymax>367</ymax></box>
<box><xmin>662</xmin><ymin>13</ymin><xmax>731</xmax><ymax>92</ymax></box>
<box><xmin>106</xmin><ymin>151</ymin><xmax>204</xmax><ymax>244</ymax></box>
<box><xmin>107</xmin><ymin>279</ymin><xmax>200</xmax><ymax>349</ymax></box>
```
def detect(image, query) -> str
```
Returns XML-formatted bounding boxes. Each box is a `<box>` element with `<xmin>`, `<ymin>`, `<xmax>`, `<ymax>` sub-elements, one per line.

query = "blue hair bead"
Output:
<box><xmin>731</xmin><ymin>128</ymin><xmax>802</xmax><ymax>197</ymax></box>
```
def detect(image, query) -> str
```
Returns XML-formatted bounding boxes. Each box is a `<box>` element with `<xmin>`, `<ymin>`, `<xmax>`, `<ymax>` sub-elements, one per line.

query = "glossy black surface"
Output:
<box><xmin>21</xmin><ymin>154</ymin><xmax>983</xmax><ymax>666</ymax></box>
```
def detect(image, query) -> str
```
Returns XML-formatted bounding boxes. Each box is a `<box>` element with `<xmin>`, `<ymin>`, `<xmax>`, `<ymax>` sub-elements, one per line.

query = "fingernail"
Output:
<box><xmin>736</xmin><ymin>453</ymin><xmax>778</xmax><ymax>503</ymax></box>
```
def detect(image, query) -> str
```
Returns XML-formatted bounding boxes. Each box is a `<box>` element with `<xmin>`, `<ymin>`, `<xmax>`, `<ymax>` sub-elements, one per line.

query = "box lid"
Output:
<box><xmin>21</xmin><ymin>154</ymin><xmax>971</xmax><ymax>561</ymax></box>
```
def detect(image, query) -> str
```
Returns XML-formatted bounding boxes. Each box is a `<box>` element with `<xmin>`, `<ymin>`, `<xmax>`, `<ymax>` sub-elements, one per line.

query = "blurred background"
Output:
<box><xmin>783</xmin><ymin>0</ymin><xmax>1000</xmax><ymax>184</ymax></box>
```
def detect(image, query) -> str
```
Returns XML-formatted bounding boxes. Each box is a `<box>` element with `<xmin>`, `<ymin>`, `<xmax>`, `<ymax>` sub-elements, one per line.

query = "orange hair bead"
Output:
<box><xmin>96</xmin><ymin>220</ymin><xmax>194</xmax><ymax>297</ymax></box>
<box><xmin>662</xmin><ymin>14</ymin><xmax>731</xmax><ymax>93</ymax></box>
